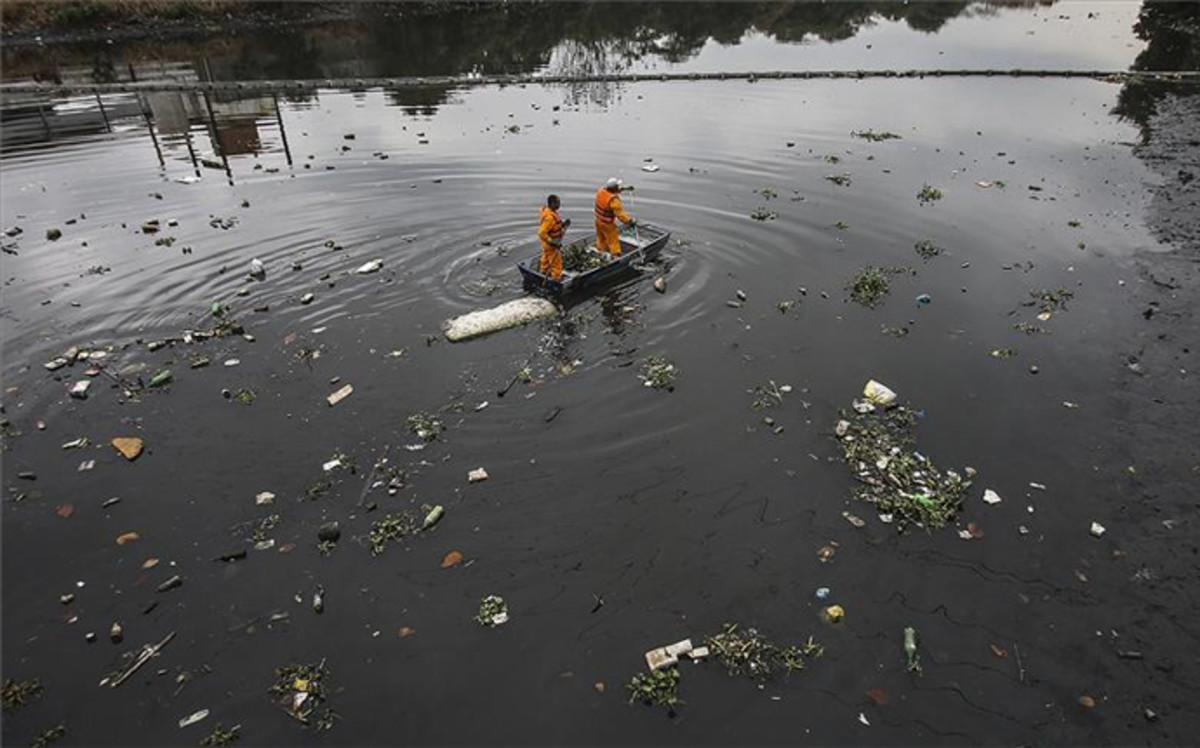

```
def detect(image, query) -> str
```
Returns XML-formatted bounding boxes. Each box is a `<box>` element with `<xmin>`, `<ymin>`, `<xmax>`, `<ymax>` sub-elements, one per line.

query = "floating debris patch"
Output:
<box><xmin>833</xmin><ymin>391</ymin><xmax>970</xmax><ymax>530</ymax></box>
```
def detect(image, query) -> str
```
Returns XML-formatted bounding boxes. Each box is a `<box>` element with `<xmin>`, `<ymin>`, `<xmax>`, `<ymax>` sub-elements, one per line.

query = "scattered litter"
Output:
<box><xmin>814</xmin><ymin>587</ymin><xmax>831</xmax><ymax>600</ymax></box>
<box><xmin>1078</xmin><ymin>695</ymin><xmax>1097</xmax><ymax>709</ymax></box>
<box><xmin>1090</xmin><ymin>522</ymin><xmax>1106</xmax><ymax>538</ymax></box>
<box><xmin>269</xmin><ymin>661</ymin><xmax>336</xmax><ymax>730</ymax></box>
<box><xmin>903</xmin><ymin>627</ymin><xmax>921</xmax><ymax>672</ymax></box>
<box><xmin>639</xmin><ymin>355</ymin><xmax>678</xmax><ymax>390</ymax></box>
<box><xmin>78</xmin><ymin>460</ymin><xmax>95</xmax><ymax>471</ymax></box>
<box><xmin>858</xmin><ymin>712</ymin><xmax>871</xmax><ymax>726</ymax></box>
<box><xmin>355</xmin><ymin>259</ymin><xmax>383</xmax><ymax>274</ymax></box>
<box><xmin>255</xmin><ymin>492</ymin><xmax>275</xmax><ymax>506</ymax></box>
<box><xmin>111</xmin><ymin>437</ymin><xmax>144</xmax><ymax>461</ymax></box>
<box><xmin>178</xmin><ymin>709</ymin><xmax>210</xmax><ymax>729</ymax></box>
<box><xmin>300</xmin><ymin>293</ymin><xmax>314</xmax><ymax>305</ymax></box>
<box><xmin>157</xmin><ymin>575</ymin><xmax>184</xmax><ymax>592</ymax></box>
<box><xmin>916</xmin><ymin>293</ymin><xmax>932</xmax><ymax>304</ymax></box>
<box><xmin>834</xmin><ymin>398</ymin><xmax>968</xmax><ymax>530</ymax></box>
<box><xmin>862</xmin><ymin>379</ymin><xmax>897</xmax><ymax>407</ymax></box>
<box><xmin>422</xmin><ymin>505</ymin><xmax>445</xmax><ymax>530</ymax></box>
<box><xmin>707</xmin><ymin>623</ymin><xmax>822</xmax><ymax>681</ymax></box>
<box><xmin>115</xmin><ymin>532</ymin><xmax>140</xmax><ymax>545</ymax></box>
<box><xmin>475</xmin><ymin>595</ymin><xmax>508</xmax><ymax>627</ymax></box>
<box><xmin>641</xmin><ymin>163</ymin><xmax>660</xmax><ymax>172</ymax></box>
<box><xmin>653</xmin><ymin>277</ymin><xmax>666</xmax><ymax>293</ymax></box>
<box><xmin>1029</xmin><ymin>482</ymin><xmax>1046</xmax><ymax>490</ymax></box>
<box><xmin>69</xmin><ymin>381</ymin><xmax>90</xmax><ymax>399</ymax></box>
<box><xmin>842</xmin><ymin>511</ymin><xmax>865</xmax><ymax>528</ymax></box>
<box><xmin>823</xmin><ymin>605</ymin><xmax>845</xmax><ymax>624</ymax></box>
<box><xmin>467</xmin><ymin>468</ymin><xmax>489</xmax><ymax>483</ymax></box>
<box><xmin>441</xmin><ymin>550</ymin><xmax>464</xmax><ymax>568</ymax></box>
<box><xmin>326</xmin><ymin>384</ymin><xmax>353</xmax><ymax>406</ymax></box>
<box><xmin>223</xmin><ymin>359</ymin><xmax>240</xmax><ymax>367</ymax></box>
<box><xmin>983</xmin><ymin>488</ymin><xmax>1002</xmax><ymax>505</ymax></box>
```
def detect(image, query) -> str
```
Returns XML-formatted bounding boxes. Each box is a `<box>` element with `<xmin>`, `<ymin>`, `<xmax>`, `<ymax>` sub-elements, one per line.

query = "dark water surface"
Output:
<box><xmin>4</xmin><ymin>3</ymin><xmax>1199</xmax><ymax>747</ymax></box>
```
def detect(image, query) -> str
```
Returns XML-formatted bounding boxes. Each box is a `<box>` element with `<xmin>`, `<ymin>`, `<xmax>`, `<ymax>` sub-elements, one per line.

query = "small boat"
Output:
<box><xmin>518</xmin><ymin>222</ymin><xmax>671</xmax><ymax>297</ymax></box>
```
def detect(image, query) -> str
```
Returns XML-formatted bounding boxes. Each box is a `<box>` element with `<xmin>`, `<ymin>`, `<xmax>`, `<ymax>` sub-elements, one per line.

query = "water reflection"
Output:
<box><xmin>1113</xmin><ymin>2</ymin><xmax>1200</xmax><ymax>138</ymax></box>
<box><xmin>2</xmin><ymin>1</ymin><xmax>1154</xmax><ymax>96</ymax></box>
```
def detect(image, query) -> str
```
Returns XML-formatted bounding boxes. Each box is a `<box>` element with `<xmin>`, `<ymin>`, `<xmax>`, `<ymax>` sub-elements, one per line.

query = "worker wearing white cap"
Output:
<box><xmin>594</xmin><ymin>177</ymin><xmax>636</xmax><ymax>256</ymax></box>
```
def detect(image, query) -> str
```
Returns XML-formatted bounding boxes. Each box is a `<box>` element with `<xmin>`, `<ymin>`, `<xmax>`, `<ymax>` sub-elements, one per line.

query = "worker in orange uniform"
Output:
<box><xmin>538</xmin><ymin>194</ymin><xmax>570</xmax><ymax>280</ymax></box>
<box><xmin>594</xmin><ymin>177</ymin><xmax>636</xmax><ymax>256</ymax></box>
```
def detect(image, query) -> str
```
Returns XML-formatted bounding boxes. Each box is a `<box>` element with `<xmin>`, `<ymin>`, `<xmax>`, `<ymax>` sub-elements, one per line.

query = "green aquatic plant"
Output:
<box><xmin>627</xmin><ymin>666</ymin><xmax>681</xmax><ymax>712</ymax></box>
<box><xmin>407</xmin><ymin>412</ymin><xmax>442</xmax><ymax>442</ymax></box>
<box><xmin>917</xmin><ymin>184</ymin><xmax>943</xmax><ymax>203</ymax></box>
<box><xmin>833</xmin><ymin>405</ymin><xmax>969</xmax><ymax>530</ymax></box>
<box><xmin>706</xmin><ymin>623</ymin><xmax>822</xmax><ymax>682</ymax></box>
<box><xmin>639</xmin><ymin>356</ymin><xmax>678</xmax><ymax>389</ymax></box>
<box><xmin>852</xmin><ymin>129</ymin><xmax>902</xmax><ymax>142</ymax></box>
<box><xmin>269</xmin><ymin>661</ymin><xmax>336</xmax><ymax>730</ymax></box>
<box><xmin>849</xmin><ymin>266</ymin><xmax>891</xmax><ymax>307</ymax></box>
<box><xmin>913</xmin><ymin>239</ymin><xmax>942</xmax><ymax>259</ymax></box>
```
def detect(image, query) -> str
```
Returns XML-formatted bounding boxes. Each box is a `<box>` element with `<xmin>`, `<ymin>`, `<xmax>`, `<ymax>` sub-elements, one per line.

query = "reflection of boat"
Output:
<box><xmin>518</xmin><ymin>222</ymin><xmax>670</xmax><ymax>298</ymax></box>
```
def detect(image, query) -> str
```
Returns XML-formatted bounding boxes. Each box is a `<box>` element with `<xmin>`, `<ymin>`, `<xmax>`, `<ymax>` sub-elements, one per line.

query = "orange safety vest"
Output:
<box><xmin>594</xmin><ymin>188</ymin><xmax>618</xmax><ymax>224</ymax></box>
<box><xmin>541</xmin><ymin>206</ymin><xmax>565</xmax><ymax>240</ymax></box>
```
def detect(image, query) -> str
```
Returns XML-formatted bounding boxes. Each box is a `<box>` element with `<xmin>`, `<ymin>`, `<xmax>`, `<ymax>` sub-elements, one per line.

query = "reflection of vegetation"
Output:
<box><xmin>4</xmin><ymin>2</ymin><xmax>1053</xmax><ymax>111</ymax></box>
<box><xmin>1113</xmin><ymin>3</ymin><xmax>1200</xmax><ymax>137</ymax></box>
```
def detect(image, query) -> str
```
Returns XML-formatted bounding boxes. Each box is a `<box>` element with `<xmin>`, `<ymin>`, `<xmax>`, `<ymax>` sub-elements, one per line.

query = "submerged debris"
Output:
<box><xmin>1028</xmin><ymin>287</ymin><xmax>1074</xmax><ymax>314</ymax></box>
<box><xmin>913</xmin><ymin>239</ymin><xmax>942</xmax><ymax>259</ymax></box>
<box><xmin>30</xmin><ymin>725</ymin><xmax>66</xmax><ymax>748</ymax></box>
<box><xmin>705</xmin><ymin>623</ymin><xmax>822</xmax><ymax>682</ymax></box>
<box><xmin>848</xmin><ymin>266</ymin><xmax>897</xmax><ymax>307</ymax></box>
<box><xmin>2</xmin><ymin>678</ymin><xmax>43</xmax><ymax>711</ymax></box>
<box><xmin>367</xmin><ymin>509</ymin><xmax>424</xmax><ymax>555</ymax></box>
<box><xmin>833</xmin><ymin>392</ymin><xmax>969</xmax><ymax>531</ymax></box>
<box><xmin>749</xmin><ymin>206</ymin><xmax>777</xmax><ymax>221</ymax></box>
<box><xmin>269</xmin><ymin>661</ymin><xmax>336</xmax><ymax>730</ymax></box>
<box><xmin>199</xmin><ymin>723</ymin><xmax>241</xmax><ymax>746</ymax></box>
<box><xmin>475</xmin><ymin>595</ymin><xmax>509</xmax><ymax>627</ymax></box>
<box><xmin>627</xmin><ymin>666</ymin><xmax>681</xmax><ymax>712</ymax></box>
<box><xmin>851</xmin><ymin>129</ymin><xmax>902</xmax><ymax>142</ymax></box>
<box><xmin>917</xmin><ymin>184</ymin><xmax>943</xmax><ymax>203</ymax></box>
<box><xmin>406</xmin><ymin>412</ymin><xmax>443</xmax><ymax>442</ymax></box>
<box><xmin>639</xmin><ymin>355</ymin><xmax>678</xmax><ymax>390</ymax></box>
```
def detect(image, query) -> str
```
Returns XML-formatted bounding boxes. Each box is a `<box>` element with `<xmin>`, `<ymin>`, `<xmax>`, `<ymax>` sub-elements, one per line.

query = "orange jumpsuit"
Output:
<box><xmin>594</xmin><ymin>187</ymin><xmax>633</xmax><ymax>256</ymax></box>
<box><xmin>538</xmin><ymin>205</ymin><xmax>566</xmax><ymax>279</ymax></box>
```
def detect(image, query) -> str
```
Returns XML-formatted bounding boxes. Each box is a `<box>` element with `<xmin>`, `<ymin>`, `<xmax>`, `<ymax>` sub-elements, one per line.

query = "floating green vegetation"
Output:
<box><xmin>200</xmin><ymin>724</ymin><xmax>241</xmax><ymax>747</ymax></box>
<box><xmin>317</xmin><ymin>540</ymin><xmax>337</xmax><ymax>556</ymax></box>
<box><xmin>269</xmin><ymin>661</ymin><xmax>336</xmax><ymax>731</ymax></box>
<box><xmin>825</xmin><ymin>172</ymin><xmax>852</xmax><ymax>187</ymax></box>
<box><xmin>833</xmin><ymin>404</ymin><xmax>970</xmax><ymax>530</ymax></box>
<box><xmin>250</xmin><ymin>514</ymin><xmax>281</xmax><ymax>543</ymax></box>
<box><xmin>627</xmin><ymin>666</ymin><xmax>681</xmax><ymax>712</ymax></box>
<box><xmin>31</xmin><ymin>725</ymin><xmax>66</xmax><ymax>748</ymax></box>
<box><xmin>639</xmin><ymin>356</ymin><xmax>678</xmax><ymax>390</ymax></box>
<box><xmin>776</xmin><ymin>300</ymin><xmax>796</xmax><ymax>314</ymax></box>
<box><xmin>233</xmin><ymin>388</ymin><xmax>256</xmax><ymax>405</ymax></box>
<box><xmin>2</xmin><ymin>678</ymin><xmax>42</xmax><ymax>711</ymax></box>
<box><xmin>823</xmin><ymin>154</ymin><xmax>841</xmax><ymax>164</ymax></box>
<box><xmin>913</xmin><ymin>239</ymin><xmax>942</xmax><ymax>259</ymax></box>
<box><xmin>749</xmin><ymin>380</ymin><xmax>787</xmax><ymax>409</ymax></box>
<box><xmin>881</xmin><ymin>324</ymin><xmax>910</xmax><ymax>338</ymax></box>
<box><xmin>750</xmin><ymin>206</ymin><xmax>777</xmax><ymax>221</ymax></box>
<box><xmin>563</xmin><ymin>242</ymin><xmax>608</xmax><ymax>272</ymax></box>
<box><xmin>1028</xmin><ymin>287</ymin><xmax>1074</xmax><ymax>313</ymax></box>
<box><xmin>407</xmin><ymin>412</ymin><xmax>443</xmax><ymax>442</ymax></box>
<box><xmin>990</xmin><ymin>347</ymin><xmax>1018</xmax><ymax>359</ymax></box>
<box><xmin>706</xmin><ymin>623</ymin><xmax>823</xmax><ymax>681</ymax></box>
<box><xmin>475</xmin><ymin>595</ymin><xmax>509</xmax><ymax>627</ymax></box>
<box><xmin>757</xmin><ymin>187</ymin><xmax>777</xmax><ymax>199</ymax></box>
<box><xmin>367</xmin><ymin>510</ymin><xmax>423</xmax><ymax>555</ymax></box>
<box><xmin>852</xmin><ymin>129</ymin><xmax>902</xmax><ymax>142</ymax></box>
<box><xmin>305</xmin><ymin>478</ymin><xmax>332</xmax><ymax>501</ymax></box>
<box><xmin>834</xmin><ymin>220</ymin><xmax>850</xmax><ymax>230</ymax></box>
<box><xmin>849</xmin><ymin>265</ymin><xmax>897</xmax><ymax>307</ymax></box>
<box><xmin>917</xmin><ymin>184</ymin><xmax>943</xmax><ymax>203</ymax></box>
<box><xmin>1067</xmin><ymin>220</ymin><xmax>1082</xmax><ymax>228</ymax></box>
<box><xmin>1013</xmin><ymin>322</ymin><xmax>1050</xmax><ymax>335</ymax></box>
